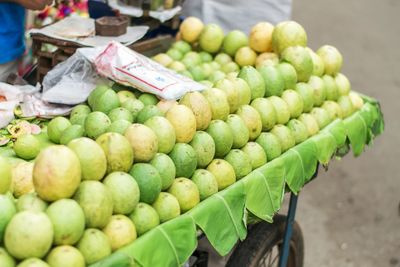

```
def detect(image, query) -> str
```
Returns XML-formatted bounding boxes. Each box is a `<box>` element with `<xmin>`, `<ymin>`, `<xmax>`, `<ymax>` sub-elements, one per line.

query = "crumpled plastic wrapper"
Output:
<box><xmin>0</xmin><ymin>82</ymin><xmax>71</xmax><ymax>128</ymax></box>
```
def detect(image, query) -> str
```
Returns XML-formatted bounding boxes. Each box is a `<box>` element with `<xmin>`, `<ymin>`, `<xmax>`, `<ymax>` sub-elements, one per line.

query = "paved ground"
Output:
<box><xmin>292</xmin><ymin>0</ymin><xmax>400</xmax><ymax>266</ymax></box>
<box><xmin>204</xmin><ymin>0</ymin><xmax>400</xmax><ymax>266</ymax></box>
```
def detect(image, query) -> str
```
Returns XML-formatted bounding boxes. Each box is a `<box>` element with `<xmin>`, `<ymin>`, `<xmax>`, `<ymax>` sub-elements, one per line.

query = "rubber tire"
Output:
<box><xmin>225</xmin><ymin>215</ymin><xmax>304</xmax><ymax>267</ymax></box>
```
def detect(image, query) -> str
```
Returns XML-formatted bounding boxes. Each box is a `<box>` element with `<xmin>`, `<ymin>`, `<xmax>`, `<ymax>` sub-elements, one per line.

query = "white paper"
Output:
<box><xmin>29</xmin><ymin>17</ymin><xmax>149</xmax><ymax>47</ymax></box>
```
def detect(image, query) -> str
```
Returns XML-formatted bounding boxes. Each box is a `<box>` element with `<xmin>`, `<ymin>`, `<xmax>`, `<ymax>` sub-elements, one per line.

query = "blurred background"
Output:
<box><xmin>292</xmin><ymin>0</ymin><xmax>400</xmax><ymax>266</ymax></box>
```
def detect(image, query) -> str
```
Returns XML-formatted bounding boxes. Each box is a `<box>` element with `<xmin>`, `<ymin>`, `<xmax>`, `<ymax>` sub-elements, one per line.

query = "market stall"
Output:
<box><xmin>0</xmin><ymin>13</ymin><xmax>384</xmax><ymax>267</ymax></box>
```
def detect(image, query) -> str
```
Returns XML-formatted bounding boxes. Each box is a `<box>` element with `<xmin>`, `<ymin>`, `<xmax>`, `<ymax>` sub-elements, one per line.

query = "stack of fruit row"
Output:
<box><xmin>0</xmin><ymin>18</ymin><xmax>365</xmax><ymax>267</ymax></box>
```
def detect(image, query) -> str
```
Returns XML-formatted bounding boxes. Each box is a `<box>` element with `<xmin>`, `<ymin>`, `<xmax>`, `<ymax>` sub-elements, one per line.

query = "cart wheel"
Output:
<box><xmin>225</xmin><ymin>215</ymin><xmax>304</xmax><ymax>267</ymax></box>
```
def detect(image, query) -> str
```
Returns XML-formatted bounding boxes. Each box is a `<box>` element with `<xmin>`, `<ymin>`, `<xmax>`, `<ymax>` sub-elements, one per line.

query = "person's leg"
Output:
<box><xmin>0</xmin><ymin>60</ymin><xmax>19</xmax><ymax>82</ymax></box>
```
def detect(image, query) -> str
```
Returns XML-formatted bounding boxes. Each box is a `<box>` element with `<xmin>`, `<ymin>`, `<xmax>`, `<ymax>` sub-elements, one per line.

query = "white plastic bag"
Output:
<box><xmin>42</xmin><ymin>49</ymin><xmax>100</xmax><ymax>105</ymax></box>
<box><xmin>94</xmin><ymin>41</ymin><xmax>205</xmax><ymax>100</ymax></box>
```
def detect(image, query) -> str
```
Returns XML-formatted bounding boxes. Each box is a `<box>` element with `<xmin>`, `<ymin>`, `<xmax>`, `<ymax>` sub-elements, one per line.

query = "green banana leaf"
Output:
<box><xmin>188</xmin><ymin>181</ymin><xmax>247</xmax><ymax>256</ymax></box>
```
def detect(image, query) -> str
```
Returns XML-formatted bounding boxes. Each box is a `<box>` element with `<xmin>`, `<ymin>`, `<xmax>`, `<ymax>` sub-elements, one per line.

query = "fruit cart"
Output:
<box><xmin>0</xmin><ymin>16</ymin><xmax>385</xmax><ymax>267</ymax></box>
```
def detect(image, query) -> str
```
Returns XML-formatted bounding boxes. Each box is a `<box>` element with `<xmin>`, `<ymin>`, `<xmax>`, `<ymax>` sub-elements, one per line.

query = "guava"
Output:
<box><xmin>337</xmin><ymin>95</ymin><xmax>355</xmax><ymax>118</ymax></box>
<box><xmin>258</xmin><ymin>65</ymin><xmax>285</xmax><ymax>97</ymax></box>
<box><xmin>235</xmin><ymin>46</ymin><xmax>257</xmax><ymax>67</ymax></box>
<box><xmin>138</xmin><ymin>93</ymin><xmax>159</xmax><ymax>106</ymax></box>
<box><xmin>251</xmin><ymin>97</ymin><xmax>277</xmax><ymax>130</ymax></box>
<box><xmin>145</xmin><ymin>116</ymin><xmax>176</xmax><ymax>154</ymax></box>
<box><xmin>298</xmin><ymin>113</ymin><xmax>320</xmax><ymax>136</ymax></box>
<box><xmin>156</xmin><ymin>100</ymin><xmax>178</xmax><ymax>114</ymax></box>
<box><xmin>17</xmin><ymin>258</ymin><xmax>49</xmax><ymax>267</ymax></box>
<box><xmin>321</xmin><ymin>101</ymin><xmax>343</xmax><ymax>120</ymax></box>
<box><xmin>189</xmin><ymin>131</ymin><xmax>215</xmax><ymax>168</ymax></box>
<box><xmin>168</xmin><ymin>177</ymin><xmax>200</xmax><ymax>213</ymax></box>
<box><xmin>0</xmin><ymin>247</ymin><xmax>15</xmax><ymax>267</ymax></box>
<box><xmin>47</xmin><ymin>117</ymin><xmax>71</xmax><ymax>144</ymax></box>
<box><xmin>129</xmin><ymin>203</ymin><xmax>160</xmax><ymax>236</ymax></box>
<box><xmin>165</xmin><ymin>105</ymin><xmax>196</xmax><ymax>143</ymax></box>
<box><xmin>77</xmin><ymin>228</ymin><xmax>111</xmax><ymax>264</ymax></box>
<box><xmin>335</xmin><ymin>73</ymin><xmax>351</xmax><ymax>96</ymax></box>
<box><xmin>202</xmin><ymin>88</ymin><xmax>230</xmax><ymax>120</ymax></box>
<box><xmin>16</xmin><ymin>193</ymin><xmax>47</xmax><ymax>212</ymax></box>
<box><xmin>206</xmin><ymin>120</ymin><xmax>234</xmax><ymax>158</ymax></box>
<box><xmin>46</xmin><ymin>199</ymin><xmax>85</xmax><ymax>245</ymax></box>
<box><xmin>129</xmin><ymin>163</ymin><xmax>162</xmax><ymax>204</ymax></box>
<box><xmin>221</xmin><ymin>62</ymin><xmax>240</xmax><ymax>74</ymax></box>
<box><xmin>270</xmin><ymin>125</ymin><xmax>296</xmax><ymax>152</ymax></box>
<box><xmin>152</xmin><ymin>192</ymin><xmax>181</xmax><ymax>222</ymax></box>
<box><xmin>229</xmin><ymin>77</ymin><xmax>252</xmax><ymax>106</ymax></box>
<box><xmin>281</xmin><ymin>46</ymin><xmax>313</xmax><ymax>82</ymax></box>
<box><xmin>295</xmin><ymin>82</ymin><xmax>315</xmax><ymax>112</ymax></box>
<box><xmin>84</xmin><ymin>112</ymin><xmax>111</xmax><ymax>139</ymax></box>
<box><xmin>241</xmin><ymin>142</ymin><xmax>267</xmax><ymax>169</ymax></box>
<box><xmin>208</xmin><ymin>70</ymin><xmax>226</xmax><ymax>84</ymax></box>
<box><xmin>287</xmin><ymin>119</ymin><xmax>309</xmax><ymax>144</ymax></box>
<box><xmin>191</xmin><ymin>169</ymin><xmax>218</xmax><ymax>200</ymax></box>
<box><xmin>166</xmin><ymin>48</ymin><xmax>183</xmax><ymax>61</ymax></box>
<box><xmin>103</xmin><ymin>172</ymin><xmax>140</xmax><ymax>215</ymax></box>
<box><xmin>223</xmin><ymin>30</ymin><xmax>248</xmax><ymax>56</ymax></box>
<box><xmin>106</xmin><ymin>119</ymin><xmax>131</xmax><ymax>135</ymax></box>
<box><xmin>256</xmin><ymin>132</ymin><xmax>282</xmax><ymax>161</ymax></box>
<box><xmin>206</xmin><ymin>159</ymin><xmax>236</xmax><ymax>190</ymax></box>
<box><xmin>87</xmin><ymin>85</ymin><xmax>109</xmax><ymax>108</ymax></box>
<box><xmin>224</xmin><ymin>149</ymin><xmax>252</xmax><ymax>179</ymax></box>
<box><xmin>108</xmin><ymin>107</ymin><xmax>133</xmax><ymax>123</ymax></box>
<box><xmin>121</xmin><ymin>99</ymin><xmax>144</xmax><ymax>121</ymax></box>
<box><xmin>169</xmin><ymin>61</ymin><xmax>186</xmax><ymax>72</ymax></box>
<box><xmin>172</xmin><ymin>40</ymin><xmax>192</xmax><ymax>54</ymax></box>
<box><xmin>349</xmin><ymin>92</ymin><xmax>364</xmax><ymax>110</ymax></box>
<box><xmin>322</xmin><ymin>75</ymin><xmax>339</xmax><ymax>101</ymax></box>
<box><xmin>33</xmin><ymin>146</ymin><xmax>81</xmax><ymax>201</ymax></box>
<box><xmin>249</xmin><ymin>22</ymin><xmax>274</xmax><ymax>53</ymax></box>
<box><xmin>70</xmin><ymin>104</ymin><xmax>91</xmax><ymax>118</ymax></box>
<box><xmin>0</xmin><ymin>194</ymin><xmax>16</xmax><ymax>243</ymax></box>
<box><xmin>91</xmin><ymin>89</ymin><xmax>120</xmax><ymax>114</ymax></box>
<box><xmin>272</xmin><ymin>21</ymin><xmax>307</xmax><ymax>54</ymax></box>
<box><xmin>281</xmin><ymin>89</ymin><xmax>304</xmax><ymax>118</ymax></box>
<box><xmin>306</xmin><ymin>48</ymin><xmax>325</xmax><ymax>76</ymax></box>
<box><xmin>179</xmin><ymin>91</ymin><xmax>212</xmax><ymax>130</ymax></box>
<box><xmin>150</xmin><ymin>153</ymin><xmax>176</xmax><ymax>190</ymax></box>
<box><xmin>11</xmin><ymin>162</ymin><xmax>35</xmax><ymax>198</ymax></box>
<box><xmin>13</xmin><ymin>134</ymin><xmax>40</xmax><ymax>160</ymax></box>
<box><xmin>5</xmin><ymin>211</ymin><xmax>53</xmax><ymax>260</ymax></box>
<box><xmin>277</xmin><ymin>62</ymin><xmax>298</xmax><ymax>90</ymax></box>
<box><xmin>0</xmin><ymin>156</ymin><xmax>12</xmax><ymax>193</ymax></box>
<box><xmin>256</xmin><ymin>52</ymin><xmax>279</xmax><ymax>69</ymax></box>
<box><xmin>136</xmin><ymin>105</ymin><xmax>163</xmax><ymax>124</ymax></box>
<box><xmin>317</xmin><ymin>45</ymin><xmax>343</xmax><ymax>75</ymax></box>
<box><xmin>103</xmin><ymin>215</ymin><xmax>137</xmax><ymax>251</ymax></box>
<box><xmin>215</xmin><ymin>78</ymin><xmax>240</xmax><ymax>113</ymax></box>
<box><xmin>96</xmin><ymin>132</ymin><xmax>134</xmax><ymax>173</ymax></box>
<box><xmin>169</xmin><ymin>143</ymin><xmax>197</xmax><ymax>178</ymax></box>
<box><xmin>310</xmin><ymin>107</ymin><xmax>332</xmax><ymax>129</ymax></box>
<box><xmin>199</xmin><ymin>51</ymin><xmax>213</xmax><ymax>62</ymax></box>
<box><xmin>73</xmin><ymin>181</ymin><xmax>113</xmax><ymax>228</ymax></box>
<box><xmin>152</xmin><ymin>53</ymin><xmax>173</xmax><ymax>67</ymax></box>
<box><xmin>226</xmin><ymin>114</ymin><xmax>250</xmax><ymax>149</ymax></box>
<box><xmin>59</xmin><ymin>125</ymin><xmax>85</xmax><ymax>145</ymax></box>
<box><xmin>238</xmin><ymin>66</ymin><xmax>266</xmax><ymax>100</ymax></box>
<box><xmin>214</xmin><ymin>53</ymin><xmax>232</xmax><ymax>65</ymax></box>
<box><xmin>125</xmin><ymin>124</ymin><xmax>158</xmax><ymax>162</ymax></box>
<box><xmin>308</xmin><ymin>75</ymin><xmax>327</xmax><ymax>106</ymax></box>
<box><xmin>46</xmin><ymin>246</ymin><xmax>85</xmax><ymax>267</ymax></box>
<box><xmin>180</xmin><ymin>17</ymin><xmax>204</xmax><ymax>43</ymax></box>
<box><xmin>199</xmin><ymin>24</ymin><xmax>224</xmax><ymax>53</ymax></box>
<box><xmin>236</xmin><ymin>105</ymin><xmax>262</xmax><ymax>140</ymax></box>
<box><xmin>268</xmin><ymin>96</ymin><xmax>291</xmax><ymax>125</ymax></box>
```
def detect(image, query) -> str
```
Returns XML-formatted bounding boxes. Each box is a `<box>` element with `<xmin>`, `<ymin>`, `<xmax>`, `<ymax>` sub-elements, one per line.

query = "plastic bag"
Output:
<box><xmin>42</xmin><ymin>49</ymin><xmax>100</xmax><ymax>105</ymax></box>
<box><xmin>94</xmin><ymin>41</ymin><xmax>205</xmax><ymax>100</ymax></box>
